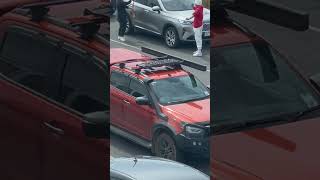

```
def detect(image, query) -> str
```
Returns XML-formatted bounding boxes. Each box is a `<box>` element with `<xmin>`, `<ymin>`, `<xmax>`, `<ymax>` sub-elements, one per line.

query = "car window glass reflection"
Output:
<box><xmin>212</xmin><ymin>42</ymin><xmax>320</xmax><ymax>125</ymax></box>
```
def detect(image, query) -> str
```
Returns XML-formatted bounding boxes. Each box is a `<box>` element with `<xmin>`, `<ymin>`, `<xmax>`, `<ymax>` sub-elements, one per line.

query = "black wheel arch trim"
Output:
<box><xmin>162</xmin><ymin>23</ymin><xmax>178</xmax><ymax>36</ymax></box>
<box><xmin>152</xmin><ymin>122</ymin><xmax>177</xmax><ymax>139</ymax></box>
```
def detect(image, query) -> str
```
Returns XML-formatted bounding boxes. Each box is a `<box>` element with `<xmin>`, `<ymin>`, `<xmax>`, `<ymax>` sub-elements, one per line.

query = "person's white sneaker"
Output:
<box><xmin>118</xmin><ymin>36</ymin><xmax>125</xmax><ymax>42</ymax></box>
<box><xmin>193</xmin><ymin>51</ymin><xmax>202</xmax><ymax>57</ymax></box>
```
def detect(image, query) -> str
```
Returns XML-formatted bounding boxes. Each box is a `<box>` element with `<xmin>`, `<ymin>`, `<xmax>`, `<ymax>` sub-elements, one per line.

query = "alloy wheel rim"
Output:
<box><xmin>159</xmin><ymin>137</ymin><xmax>176</xmax><ymax>160</ymax></box>
<box><xmin>166</xmin><ymin>29</ymin><xmax>175</xmax><ymax>46</ymax></box>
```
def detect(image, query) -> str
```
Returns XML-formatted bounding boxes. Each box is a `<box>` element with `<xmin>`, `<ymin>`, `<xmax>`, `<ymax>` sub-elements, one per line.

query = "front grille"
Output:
<box><xmin>196</xmin><ymin>122</ymin><xmax>210</xmax><ymax>136</ymax></box>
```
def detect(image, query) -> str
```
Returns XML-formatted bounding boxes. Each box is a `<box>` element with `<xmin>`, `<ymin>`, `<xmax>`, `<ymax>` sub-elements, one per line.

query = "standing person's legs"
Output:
<box><xmin>193</xmin><ymin>26</ymin><xmax>203</xmax><ymax>56</ymax></box>
<box><xmin>118</xmin><ymin>14</ymin><xmax>127</xmax><ymax>41</ymax></box>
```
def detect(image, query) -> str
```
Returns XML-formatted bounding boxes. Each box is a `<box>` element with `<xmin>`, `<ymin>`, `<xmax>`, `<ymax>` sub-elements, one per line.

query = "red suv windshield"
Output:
<box><xmin>150</xmin><ymin>74</ymin><xmax>209</xmax><ymax>105</ymax></box>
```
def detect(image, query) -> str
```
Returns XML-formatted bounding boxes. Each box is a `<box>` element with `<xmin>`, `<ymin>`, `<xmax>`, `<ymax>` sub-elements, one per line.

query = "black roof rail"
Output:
<box><xmin>22</xmin><ymin>0</ymin><xmax>90</xmax><ymax>22</ymax></box>
<box><xmin>17</xmin><ymin>1</ymin><xmax>111</xmax><ymax>41</ymax></box>
<box><xmin>141</xmin><ymin>47</ymin><xmax>207</xmax><ymax>72</ymax></box>
<box><xmin>214</xmin><ymin>0</ymin><xmax>310</xmax><ymax>31</ymax></box>
<box><xmin>70</xmin><ymin>9</ymin><xmax>108</xmax><ymax>40</ymax></box>
<box><xmin>90</xmin><ymin>3</ymin><xmax>113</xmax><ymax>17</ymax></box>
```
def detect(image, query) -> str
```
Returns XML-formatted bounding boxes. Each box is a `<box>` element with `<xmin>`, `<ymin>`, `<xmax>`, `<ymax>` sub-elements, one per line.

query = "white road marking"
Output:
<box><xmin>310</xmin><ymin>26</ymin><xmax>320</xmax><ymax>33</ymax></box>
<box><xmin>111</xmin><ymin>39</ymin><xmax>140</xmax><ymax>50</ymax></box>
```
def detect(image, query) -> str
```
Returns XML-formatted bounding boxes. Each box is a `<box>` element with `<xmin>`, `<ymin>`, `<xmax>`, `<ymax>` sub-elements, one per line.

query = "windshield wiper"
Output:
<box><xmin>213</xmin><ymin>106</ymin><xmax>320</xmax><ymax>135</ymax></box>
<box><xmin>294</xmin><ymin>105</ymin><xmax>320</xmax><ymax>119</ymax></box>
<box><xmin>166</xmin><ymin>95</ymin><xmax>209</xmax><ymax>105</ymax></box>
<box><xmin>213</xmin><ymin>113</ymin><xmax>296</xmax><ymax>135</ymax></box>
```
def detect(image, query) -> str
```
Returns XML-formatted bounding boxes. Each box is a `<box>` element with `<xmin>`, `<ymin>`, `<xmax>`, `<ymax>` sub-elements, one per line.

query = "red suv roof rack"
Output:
<box><xmin>141</xmin><ymin>47</ymin><xmax>207</xmax><ymax>71</ymax></box>
<box><xmin>130</xmin><ymin>58</ymin><xmax>184</xmax><ymax>74</ymax></box>
<box><xmin>114</xmin><ymin>47</ymin><xmax>207</xmax><ymax>75</ymax></box>
<box><xmin>17</xmin><ymin>0</ymin><xmax>110</xmax><ymax>40</ymax></box>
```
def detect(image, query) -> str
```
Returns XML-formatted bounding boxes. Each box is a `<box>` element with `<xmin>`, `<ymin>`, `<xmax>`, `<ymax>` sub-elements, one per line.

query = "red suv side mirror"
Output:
<box><xmin>83</xmin><ymin>111</ymin><xmax>109</xmax><ymax>139</ymax></box>
<box><xmin>136</xmin><ymin>96</ymin><xmax>150</xmax><ymax>105</ymax></box>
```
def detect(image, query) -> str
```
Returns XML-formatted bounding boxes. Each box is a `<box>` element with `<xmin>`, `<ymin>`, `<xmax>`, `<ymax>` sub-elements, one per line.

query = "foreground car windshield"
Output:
<box><xmin>213</xmin><ymin>42</ymin><xmax>320</xmax><ymax>125</ymax></box>
<box><xmin>150</xmin><ymin>75</ymin><xmax>209</xmax><ymax>105</ymax></box>
<box><xmin>161</xmin><ymin>0</ymin><xmax>194</xmax><ymax>11</ymax></box>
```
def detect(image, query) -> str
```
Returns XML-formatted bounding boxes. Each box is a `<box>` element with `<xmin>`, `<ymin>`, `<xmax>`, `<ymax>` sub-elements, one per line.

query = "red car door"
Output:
<box><xmin>42</xmin><ymin>47</ymin><xmax>108</xmax><ymax>180</ymax></box>
<box><xmin>0</xmin><ymin>24</ymin><xmax>67</xmax><ymax>180</ymax></box>
<box><xmin>42</xmin><ymin>107</ymin><xmax>108</xmax><ymax>180</ymax></box>
<box><xmin>0</xmin><ymin>78</ymin><xmax>42</xmax><ymax>180</ymax></box>
<box><xmin>110</xmin><ymin>70</ymin><xmax>131</xmax><ymax>130</ymax></box>
<box><xmin>124</xmin><ymin>77</ymin><xmax>156</xmax><ymax>140</ymax></box>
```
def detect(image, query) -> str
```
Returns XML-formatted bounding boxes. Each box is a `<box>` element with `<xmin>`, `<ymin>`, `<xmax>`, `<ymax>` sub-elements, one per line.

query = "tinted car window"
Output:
<box><xmin>212</xmin><ymin>42</ymin><xmax>320</xmax><ymax>125</ymax></box>
<box><xmin>0</xmin><ymin>28</ymin><xmax>63</xmax><ymax>99</ymax></box>
<box><xmin>148</xmin><ymin>0</ymin><xmax>160</xmax><ymax>7</ymax></box>
<box><xmin>62</xmin><ymin>53</ymin><xmax>107</xmax><ymax>114</ymax></box>
<box><xmin>161</xmin><ymin>0</ymin><xmax>194</xmax><ymax>11</ymax></box>
<box><xmin>111</xmin><ymin>71</ymin><xmax>131</xmax><ymax>94</ymax></box>
<box><xmin>129</xmin><ymin>78</ymin><xmax>147</xmax><ymax>97</ymax></box>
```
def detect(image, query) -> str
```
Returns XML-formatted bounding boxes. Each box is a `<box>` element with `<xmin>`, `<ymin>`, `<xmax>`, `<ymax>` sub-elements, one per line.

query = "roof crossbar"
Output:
<box><xmin>69</xmin><ymin>8</ymin><xmax>108</xmax><ymax>40</ymax></box>
<box><xmin>141</xmin><ymin>47</ymin><xmax>207</xmax><ymax>71</ymax></box>
<box><xmin>22</xmin><ymin>0</ymin><xmax>90</xmax><ymax>22</ymax></box>
<box><xmin>215</xmin><ymin>0</ymin><xmax>310</xmax><ymax>31</ymax></box>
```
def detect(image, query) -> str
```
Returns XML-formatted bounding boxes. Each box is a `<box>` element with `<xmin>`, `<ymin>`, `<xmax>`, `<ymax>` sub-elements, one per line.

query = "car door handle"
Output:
<box><xmin>123</xmin><ymin>100</ymin><xmax>130</xmax><ymax>104</ymax></box>
<box><xmin>44</xmin><ymin>122</ymin><xmax>64</xmax><ymax>135</ymax></box>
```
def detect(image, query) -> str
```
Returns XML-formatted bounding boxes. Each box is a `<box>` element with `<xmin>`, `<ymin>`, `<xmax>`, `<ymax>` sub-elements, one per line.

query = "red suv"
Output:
<box><xmin>110</xmin><ymin>47</ymin><xmax>210</xmax><ymax>161</ymax></box>
<box><xmin>212</xmin><ymin>2</ymin><xmax>320</xmax><ymax>180</ymax></box>
<box><xmin>0</xmin><ymin>1</ymin><xmax>108</xmax><ymax>179</ymax></box>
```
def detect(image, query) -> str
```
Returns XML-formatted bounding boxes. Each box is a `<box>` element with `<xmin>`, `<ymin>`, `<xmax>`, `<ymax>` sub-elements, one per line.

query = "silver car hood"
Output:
<box><xmin>111</xmin><ymin>156</ymin><xmax>209</xmax><ymax>180</ymax></box>
<box><xmin>165</xmin><ymin>8</ymin><xmax>210</xmax><ymax>22</ymax></box>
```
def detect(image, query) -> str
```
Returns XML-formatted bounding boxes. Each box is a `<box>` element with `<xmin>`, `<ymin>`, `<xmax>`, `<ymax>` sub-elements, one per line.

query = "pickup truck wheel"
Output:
<box><xmin>164</xmin><ymin>26</ymin><xmax>180</xmax><ymax>48</ymax></box>
<box><xmin>153</xmin><ymin>132</ymin><xmax>184</xmax><ymax>162</ymax></box>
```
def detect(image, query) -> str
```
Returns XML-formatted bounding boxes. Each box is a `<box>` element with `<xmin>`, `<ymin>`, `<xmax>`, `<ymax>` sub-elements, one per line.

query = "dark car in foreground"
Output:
<box><xmin>0</xmin><ymin>1</ymin><xmax>109</xmax><ymax>179</ymax></box>
<box><xmin>212</xmin><ymin>1</ymin><xmax>320</xmax><ymax>179</ymax></box>
<box><xmin>111</xmin><ymin>156</ymin><xmax>209</xmax><ymax>180</ymax></box>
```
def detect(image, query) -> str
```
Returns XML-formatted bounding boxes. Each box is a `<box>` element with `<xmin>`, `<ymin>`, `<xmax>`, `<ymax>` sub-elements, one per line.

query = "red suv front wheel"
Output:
<box><xmin>153</xmin><ymin>132</ymin><xmax>184</xmax><ymax>162</ymax></box>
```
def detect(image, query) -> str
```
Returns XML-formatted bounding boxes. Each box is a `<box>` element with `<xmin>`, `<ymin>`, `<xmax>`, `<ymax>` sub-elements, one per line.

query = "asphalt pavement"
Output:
<box><xmin>110</xmin><ymin>15</ymin><xmax>210</xmax><ymax>174</ymax></box>
<box><xmin>110</xmin><ymin>14</ymin><xmax>211</xmax><ymax>85</ymax></box>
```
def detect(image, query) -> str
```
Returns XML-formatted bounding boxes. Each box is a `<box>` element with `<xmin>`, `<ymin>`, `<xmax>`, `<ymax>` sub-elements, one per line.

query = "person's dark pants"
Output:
<box><xmin>118</xmin><ymin>14</ymin><xmax>127</xmax><ymax>37</ymax></box>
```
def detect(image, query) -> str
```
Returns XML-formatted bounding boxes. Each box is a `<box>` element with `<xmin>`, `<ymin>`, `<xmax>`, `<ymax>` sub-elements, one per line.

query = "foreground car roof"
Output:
<box><xmin>111</xmin><ymin>156</ymin><xmax>209</xmax><ymax>180</ymax></box>
<box><xmin>213</xmin><ymin>23</ymin><xmax>260</xmax><ymax>48</ymax></box>
<box><xmin>213</xmin><ymin>116</ymin><xmax>320</xmax><ymax>180</ymax></box>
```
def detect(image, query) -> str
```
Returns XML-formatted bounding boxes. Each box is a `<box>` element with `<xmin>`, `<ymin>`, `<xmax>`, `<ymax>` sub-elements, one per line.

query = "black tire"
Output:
<box><xmin>164</xmin><ymin>26</ymin><xmax>180</xmax><ymax>48</ymax></box>
<box><xmin>153</xmin><ymin>132</ymin><xmax>184</xmax><ymax>162</ymax></box>
<box><xmin>125</xmin><ymin>14</ymin><xmax>134</xmax><ymax>35</ymax></box>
